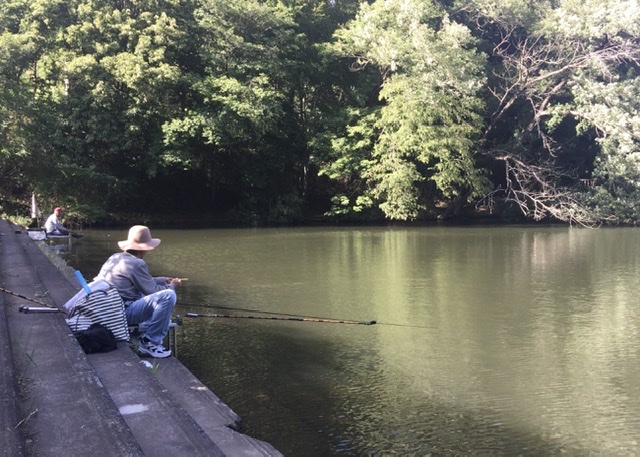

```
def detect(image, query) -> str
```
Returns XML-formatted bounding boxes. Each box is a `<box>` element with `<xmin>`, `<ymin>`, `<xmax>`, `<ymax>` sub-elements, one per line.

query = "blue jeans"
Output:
<box><xmin>125</xmin><ymin>289</ymin><xmax>176</xmax><ymax>345</ymax></box>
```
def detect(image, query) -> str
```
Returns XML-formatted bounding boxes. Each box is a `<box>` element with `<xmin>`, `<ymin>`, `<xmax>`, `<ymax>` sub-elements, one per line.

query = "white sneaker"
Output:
<box><xmin>138</xmin><ymin>337</ymin><xmax>171</xmax><ymax>358</ymax></box>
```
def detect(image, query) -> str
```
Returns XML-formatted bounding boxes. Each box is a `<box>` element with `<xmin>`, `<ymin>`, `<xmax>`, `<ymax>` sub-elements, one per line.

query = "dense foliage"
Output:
<box><xmin>1</xmin><ymin>0</ymin><xmax>639</xmax><ymax>226</ymax></box>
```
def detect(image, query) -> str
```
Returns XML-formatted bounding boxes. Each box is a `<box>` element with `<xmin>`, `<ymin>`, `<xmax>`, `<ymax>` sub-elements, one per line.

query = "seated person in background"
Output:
<box><xmin>95</xmin><ymin>225</ymin><xmax>182</xmax><ymax>358</ymax></box>
<box><xmin>45</xmin><ymin>207</ymin><xmax>83</xmax><ymax>238</ymax></box>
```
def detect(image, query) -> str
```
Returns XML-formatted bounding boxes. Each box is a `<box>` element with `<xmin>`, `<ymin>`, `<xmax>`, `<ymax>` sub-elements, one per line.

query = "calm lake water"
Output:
<box><xmin>67</xmin><ymin>225</ymin><xmax>640</xmax><ymax>456</ymax></box>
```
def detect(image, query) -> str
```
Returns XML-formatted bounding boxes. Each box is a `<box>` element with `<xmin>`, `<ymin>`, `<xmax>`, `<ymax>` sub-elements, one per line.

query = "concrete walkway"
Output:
<box><xmin>0</xmin><ymin>219</ymin><xmax>282</xmax><ymax>457</ymax></box>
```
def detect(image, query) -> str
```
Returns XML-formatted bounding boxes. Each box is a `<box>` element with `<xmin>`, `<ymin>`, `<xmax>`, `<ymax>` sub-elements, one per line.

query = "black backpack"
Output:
<box><xmin>75</xmin><ymin>323</ymin><xmax>118</xmax><ymax>354</ymax></box>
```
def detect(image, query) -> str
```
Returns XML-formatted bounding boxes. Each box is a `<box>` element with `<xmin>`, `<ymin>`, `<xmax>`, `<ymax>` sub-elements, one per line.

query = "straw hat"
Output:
<box><xmin>118</xmin><ymin>225</ymin><xmax>161</xmax><ymax>251</ymax></box>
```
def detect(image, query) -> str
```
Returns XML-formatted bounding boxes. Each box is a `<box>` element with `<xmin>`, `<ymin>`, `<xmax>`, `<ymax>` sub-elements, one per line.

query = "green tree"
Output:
<box><xmin>458</xmin><ymin>0</ymin><xmax>640</xmax><ymax>225</ymax></box>
<box><xmin>1</xmin><ymin>0</ymin><xmax>198</xmax><ymax>220</ymax></box>
<box><xmin>326</xmin><ymin>0</ymin><xmax>489</xmax><ymax>221</ymax></box>
<box><xmin>161</xmin><ymin>0</ymin><xmax>300</xmax><ymax>223</ymax></box>
<box><xmin>4</xmin><ymin>0</ymin><xmax>638</xmax><ymax>226</ymax></box>
<box><xmin>0</xmin><ymin>0</ymin><xmax>51</xmax><ymax>213</ymax></box>
<box><xmin>162</xmin><ymin>0</ymin><xmax>362</xmax><ymax>224</ymax></box>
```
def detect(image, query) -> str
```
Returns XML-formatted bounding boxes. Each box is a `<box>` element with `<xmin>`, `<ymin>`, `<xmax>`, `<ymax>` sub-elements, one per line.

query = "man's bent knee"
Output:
<box><xmin>156</xmin><ymin>289</ymin><xmax>177</xmax><ymax>307</ymax></box>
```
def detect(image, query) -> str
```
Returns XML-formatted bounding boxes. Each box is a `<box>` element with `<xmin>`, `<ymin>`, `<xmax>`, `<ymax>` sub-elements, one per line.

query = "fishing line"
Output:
<box><xmin>373</xmin><ymin>321</ymin><xmax>432</xmax><ymax>329</ymax></box>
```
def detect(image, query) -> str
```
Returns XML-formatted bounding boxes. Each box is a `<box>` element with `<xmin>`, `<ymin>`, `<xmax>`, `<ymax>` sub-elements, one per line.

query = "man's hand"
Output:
<box><xmin>165</xmin><ymin>277</ymin><xmax>182</xmax><ymax>287</ymax></box>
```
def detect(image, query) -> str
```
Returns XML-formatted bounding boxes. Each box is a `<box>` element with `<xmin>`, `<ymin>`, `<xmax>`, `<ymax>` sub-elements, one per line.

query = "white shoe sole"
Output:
<box><xmin>138</xmin><ymin>346</ymin><xmax>171</xmax><ymax>358</ymax></box>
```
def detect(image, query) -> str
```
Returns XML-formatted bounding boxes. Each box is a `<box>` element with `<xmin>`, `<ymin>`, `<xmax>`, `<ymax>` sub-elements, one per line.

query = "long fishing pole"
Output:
<box><xmin>0</xmin><ymin>286</ymin><xmax>58</xmax><ymax>309</ymax></box>
<box><xmin>180</xmin><ymin>302</ymin><xmax>430</xmax><ymax>328</ymax></box>
<box><xmin>180</xmin><ymin>302</ymin><xmax>370</xmax><ymax>322</ymax></box>
<box><xmin>184</xmin><ymin>312</ymin><xmax>376</xmax><ymax>325</ymax></box>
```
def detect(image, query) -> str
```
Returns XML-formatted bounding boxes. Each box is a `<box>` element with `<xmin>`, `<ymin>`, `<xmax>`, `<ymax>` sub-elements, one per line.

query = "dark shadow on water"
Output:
<box><xmin>175</xmin><ymin>309</ymin><xmax>590</xmax><ymax>457</ymax></box>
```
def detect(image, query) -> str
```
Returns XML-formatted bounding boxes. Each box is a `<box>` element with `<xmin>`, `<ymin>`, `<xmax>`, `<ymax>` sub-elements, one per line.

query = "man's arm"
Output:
<box><xmin>130</xmin><ymin>261</ymin><xmax>174</xmax><ymax>296</ymax></box>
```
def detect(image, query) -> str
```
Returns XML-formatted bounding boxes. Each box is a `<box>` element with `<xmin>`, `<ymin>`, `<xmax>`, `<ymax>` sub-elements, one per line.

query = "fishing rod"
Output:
<box><xmin>179</xmin><ymin>302</ymin><xmax>429</xmax><ymax>328</ymax></box>
<box><xmin>0</xmin><ymin>286</ymin><xmax>58</xmax><ymax>309</ymax></box>
<box><xmin>184</xmin><ymin>312</ymin><xmax>376</xmax><ymax>325</ymax></box>
<box><xmin>180</xmin><ymin>302</ymin><xmax>368</xmax><ymax>321</ymax></box>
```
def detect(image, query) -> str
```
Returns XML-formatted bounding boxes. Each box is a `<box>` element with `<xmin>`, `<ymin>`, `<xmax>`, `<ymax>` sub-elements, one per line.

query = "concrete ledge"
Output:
<box><xmin>152</xmin><ymin>358</ymin><xmax>282</xmax><ymax>455</ymax></box>
<box><xmin>86</xmin><ymin>348</ymin><xmax>224</xmax><ymax>456</ymax></box>
<box><xmin>1</xmin><ymin>222</ymin><xmax>143</xmax><ymax>457</ymax></box>
<box><xmin>0</xmin><ymin>284</ymin><xmax>25</xmax><ymax>456</ymax></box>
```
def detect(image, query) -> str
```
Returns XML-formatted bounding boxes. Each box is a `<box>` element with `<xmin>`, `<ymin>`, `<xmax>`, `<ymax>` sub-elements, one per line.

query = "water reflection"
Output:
<box><xmin>68</xmin><ymin>226</ymin><xmax>640</xmax><ymax>455</ymax></box>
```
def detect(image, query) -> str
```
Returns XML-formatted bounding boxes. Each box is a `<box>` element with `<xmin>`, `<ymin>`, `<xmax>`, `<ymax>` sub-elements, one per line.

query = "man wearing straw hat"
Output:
<box><xmin>95</xmin><ymin>225</ymin><xmax>181</xmax><ymax>358</ymax></box>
